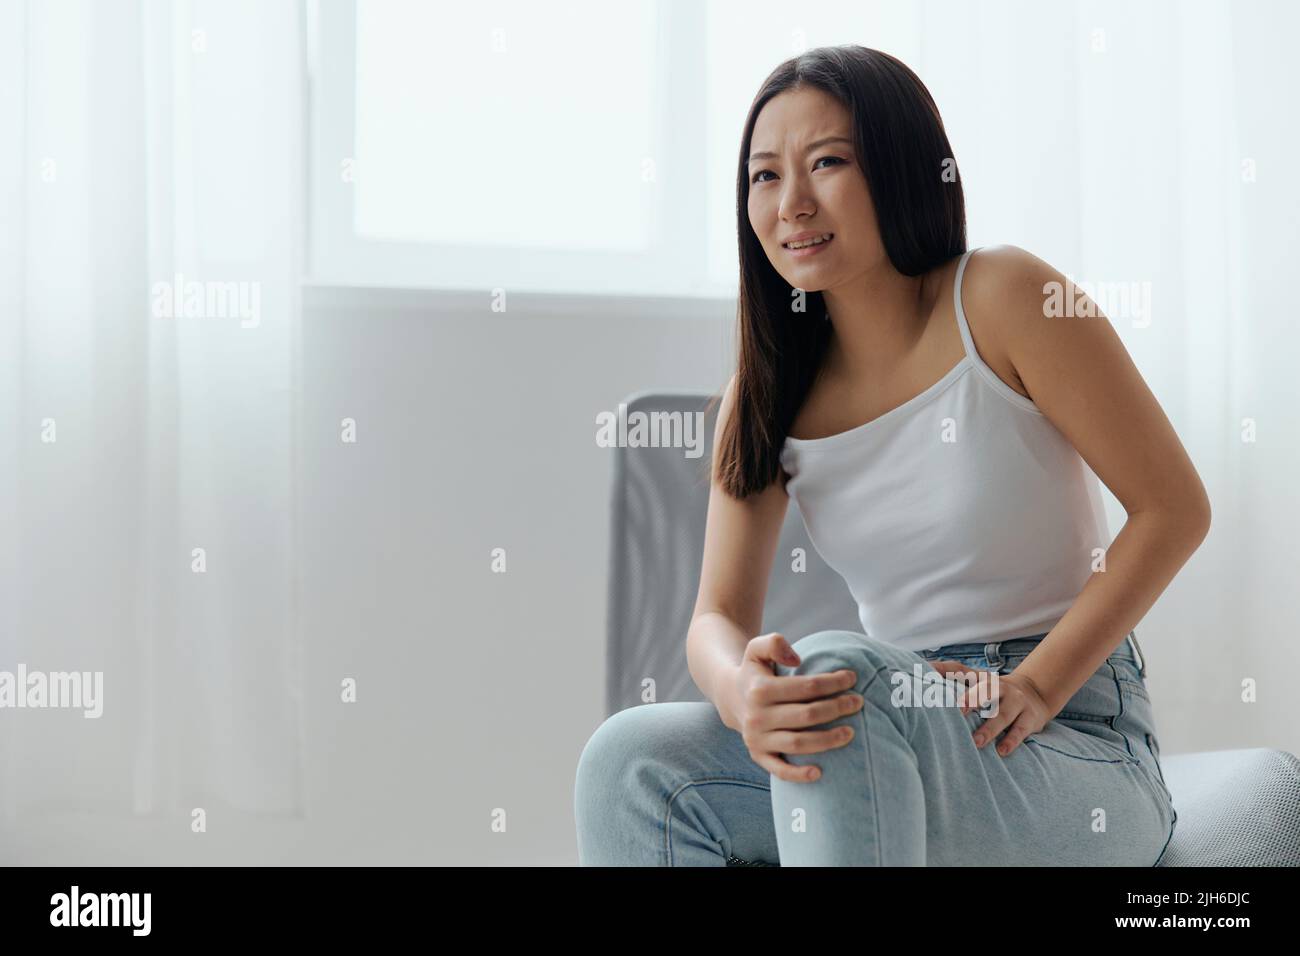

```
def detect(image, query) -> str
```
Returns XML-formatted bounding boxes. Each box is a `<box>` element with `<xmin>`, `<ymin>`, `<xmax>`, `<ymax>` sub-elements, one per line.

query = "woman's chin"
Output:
<box><xmin>777</xmin><ymin>270</ymin><xmax>830</xmax><ymax>294</ymax></box>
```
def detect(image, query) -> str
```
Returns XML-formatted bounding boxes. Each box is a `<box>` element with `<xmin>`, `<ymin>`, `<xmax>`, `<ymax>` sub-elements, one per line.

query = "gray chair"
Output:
<box><xmin>604</xmin><ymin>389</ymin><xmax>1300</xmax><ymax>866</ymax></box>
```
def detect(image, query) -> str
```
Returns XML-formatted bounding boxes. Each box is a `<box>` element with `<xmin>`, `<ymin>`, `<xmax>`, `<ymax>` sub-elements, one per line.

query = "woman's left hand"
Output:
<box><xmin>927</xmin><ymin>660</ymin><xmax>1055</xmax><ymax>758</ymax></box>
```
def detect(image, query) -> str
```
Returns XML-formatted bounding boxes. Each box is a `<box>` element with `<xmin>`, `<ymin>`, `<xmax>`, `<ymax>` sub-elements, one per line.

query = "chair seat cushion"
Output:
<box><xmin>1159</xmin><ymin>748</ymin><xmax>1300</xmax><ymax>866</ymax></box>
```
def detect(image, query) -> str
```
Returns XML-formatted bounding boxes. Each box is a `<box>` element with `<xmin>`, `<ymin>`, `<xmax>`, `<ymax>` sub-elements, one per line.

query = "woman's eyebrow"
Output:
<box><xmin>747</xmin><ymin>135</ymin><xmax>854</xmax><ymax>164</ymax></box>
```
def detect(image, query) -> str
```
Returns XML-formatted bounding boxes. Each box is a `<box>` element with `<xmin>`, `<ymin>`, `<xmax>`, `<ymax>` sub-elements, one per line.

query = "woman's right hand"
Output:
<box><xmin>723</xmin><ymin>632</ymin><xmax>865</xmax><ymax>783</ymax></box>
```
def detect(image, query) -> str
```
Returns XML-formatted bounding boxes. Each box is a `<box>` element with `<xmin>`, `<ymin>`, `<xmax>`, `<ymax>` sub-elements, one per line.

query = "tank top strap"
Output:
<box><xmin>952</xmin><ymin>246</ymin><xmax>983</xmax><ymax>365</ymax></box>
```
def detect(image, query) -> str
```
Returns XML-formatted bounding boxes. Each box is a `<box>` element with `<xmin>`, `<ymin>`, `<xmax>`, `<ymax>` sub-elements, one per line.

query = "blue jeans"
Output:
<box><xmin>574</xmin><ymin>629</ymin><xmax>1176</xmax><ymax>865</ymax></box>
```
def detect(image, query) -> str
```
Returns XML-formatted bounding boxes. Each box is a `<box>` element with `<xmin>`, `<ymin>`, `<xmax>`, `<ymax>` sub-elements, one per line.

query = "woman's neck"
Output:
<box><xmin>821</xmin><ymin>263</ymin><xmax>940</xmax><ymax>379</ymax></box>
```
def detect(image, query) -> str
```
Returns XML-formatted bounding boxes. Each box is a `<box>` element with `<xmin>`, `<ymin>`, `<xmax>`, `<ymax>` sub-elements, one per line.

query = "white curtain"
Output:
<box><xmin>0</xmin><ymin>0</ymin><xmax>304</xmax><ymax>826</ymax></box>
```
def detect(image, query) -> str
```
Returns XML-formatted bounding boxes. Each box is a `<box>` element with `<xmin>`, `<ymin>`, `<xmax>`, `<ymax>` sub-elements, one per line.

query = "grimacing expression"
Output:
<box><xmin>746</xmin><ymin>86</ymin><xmax>884</xmax><ymax>293</ymax></box>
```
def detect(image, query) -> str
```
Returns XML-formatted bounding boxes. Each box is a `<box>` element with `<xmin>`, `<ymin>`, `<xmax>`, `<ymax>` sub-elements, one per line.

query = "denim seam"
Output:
<box><xmin>856</xmin><ymin>662</ymin><xmax>905</xmax><ymax>866</ymax></box>
<box><xmin>860</xmin><ymin>663</ymin><xmax>915</xmax><ymax>742</ymax></box>
<box><xmin>663</xmin><ymin>778</ymin><xmax>771</xmax><ymax>866</ymax></box>
<box><xmin>1121</xmin><ymin>739</ymin><xmax>1178</xmax><ymax>849</ymax></box>
<box><xmin>1055</xmin><ymin>711</ymin><xmax>1111</xmax><ymax>723</ymax></box>
<box><xmin>1023</xmin><ymin>738</ymin><xmax>1134</xmax><ymax>764</ymax></box>
<box><xmin>858</xmin><ymin>662</ymin><xmax>895</xmax><ymax>694</ymax></box>
<box><xmin>1116</xmin><ymin>677</ymin><xmax>1150</xmax><ymax>696</ymax></box>
<box><xmin>1153</xmin><ymin>805</ymin><xmax>1178</xmax><ymax>867</ymax></box>
<box><xmin>1144</xmin><ymin>733</ymin><xmax>1168</xmax><ymax>788</ymax></box>
<box><xmin>1105</xmin><ymin>660</ymin><xmax>1138</xmax><ymax>760</ymax></box>
<box><xmin>855</xmin><ymin>703</ymin><xmax>881</xmax><ymax>866</ymax></box>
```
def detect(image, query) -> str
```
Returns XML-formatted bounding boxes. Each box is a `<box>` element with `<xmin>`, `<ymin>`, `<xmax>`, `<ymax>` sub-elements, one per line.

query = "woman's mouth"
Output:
<box><xmin>782</xmin><ymin>232</ymin><xmax>834</xmax><ymax>257</ymax></box>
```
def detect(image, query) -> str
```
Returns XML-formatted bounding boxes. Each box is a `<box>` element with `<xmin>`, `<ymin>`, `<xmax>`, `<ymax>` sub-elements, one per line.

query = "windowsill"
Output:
<box><xmin>302</xmin><ymin>280</ymin><xmax>738</xmax><ymax>320</ymax></box>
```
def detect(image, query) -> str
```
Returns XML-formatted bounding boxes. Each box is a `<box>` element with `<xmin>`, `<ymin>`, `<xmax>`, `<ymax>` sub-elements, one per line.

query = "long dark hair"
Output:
<box><xmin>710</xmin><ymin>45</ymin><xmax>966</xmax><ymax>498</ymax></box>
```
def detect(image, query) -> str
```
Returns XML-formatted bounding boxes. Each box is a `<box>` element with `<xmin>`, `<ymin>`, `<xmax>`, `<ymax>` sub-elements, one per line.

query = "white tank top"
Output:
<box><xmin>779</xmin><ymin>247</ymin><xmax>1112</xmax><ymax>653</ymax></box>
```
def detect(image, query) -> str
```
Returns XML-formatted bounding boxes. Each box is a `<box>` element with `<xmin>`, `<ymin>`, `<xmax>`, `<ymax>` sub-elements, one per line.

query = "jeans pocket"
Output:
<box><xmin>1021</xmin><ymin>719</ymin><xmax>1142</xmax><ymax>765</ymax></box>
<box><xmin>1037</xmin><ymin>663</ymin><xmax>1150</xmax><ymax>762</ymax></box>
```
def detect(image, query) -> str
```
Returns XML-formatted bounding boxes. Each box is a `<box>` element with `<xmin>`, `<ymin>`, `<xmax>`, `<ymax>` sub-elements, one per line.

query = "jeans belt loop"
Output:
<box><xmin>983</xmin><ymin>641</ymin><xmax>1003</xmax><ymax>668</ymax></box>
<box><xmin>1126</xmin><ymin>629</ymin><xmax>1147</xmax><ymax>678</ymax></box>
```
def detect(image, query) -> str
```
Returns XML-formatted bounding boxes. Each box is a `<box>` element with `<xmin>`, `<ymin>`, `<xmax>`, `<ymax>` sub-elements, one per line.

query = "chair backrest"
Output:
<box><xmin>604</xmin><ymin>390</ymin><xmax>861</xmax><ymax>716</ymax></box>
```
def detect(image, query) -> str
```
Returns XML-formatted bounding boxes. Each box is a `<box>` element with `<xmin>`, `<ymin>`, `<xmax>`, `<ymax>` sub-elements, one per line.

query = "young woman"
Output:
<box><xmin>574</xmin><ymin>45</ymin><xmax>1209</xmax><ymax>866</ymax></box>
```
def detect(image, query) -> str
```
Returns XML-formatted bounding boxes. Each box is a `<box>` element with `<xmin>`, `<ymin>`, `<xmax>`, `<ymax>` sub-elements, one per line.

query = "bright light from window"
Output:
<box><xmin>355</xmin><ymin>0</ymin><xmax>660</xmax><ymax>252</ymax></box>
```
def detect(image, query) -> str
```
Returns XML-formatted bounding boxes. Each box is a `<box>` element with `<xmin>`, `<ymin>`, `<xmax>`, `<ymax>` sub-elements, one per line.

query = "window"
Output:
<box><xmin>307</xmin><ymin>0</ymin><xmax>918</xmax><ymax>298</ymax></box>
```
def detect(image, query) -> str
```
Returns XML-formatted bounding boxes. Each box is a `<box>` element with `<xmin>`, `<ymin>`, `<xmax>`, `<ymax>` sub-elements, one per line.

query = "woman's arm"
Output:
<box><xmin>686</xmin><ymin>374</ymin><xmax>790</xmax><ymax>725</ymax></box>
<box><xmin>688</xmin><ymin>376</ymin><xmax>868</xmax><ymax>782</ymax></box>
<box><xmin>962</xmin><ymin>245</ymin><xmax>1211</xmax><ymax>729</ymax></box>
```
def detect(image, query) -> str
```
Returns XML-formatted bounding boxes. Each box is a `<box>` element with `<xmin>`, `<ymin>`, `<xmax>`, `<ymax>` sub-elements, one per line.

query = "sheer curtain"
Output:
<box><xmin>0</xmin><ymin>0</ymin><xmax>304</xmax><ymax>827</ymax></box>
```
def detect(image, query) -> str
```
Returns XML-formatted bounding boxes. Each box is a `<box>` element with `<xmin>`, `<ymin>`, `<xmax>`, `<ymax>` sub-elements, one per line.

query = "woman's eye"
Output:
<box><xmin>752</xmin><ymin>157</ymin><xmax>844</xmax><ymax>184</ymax></box>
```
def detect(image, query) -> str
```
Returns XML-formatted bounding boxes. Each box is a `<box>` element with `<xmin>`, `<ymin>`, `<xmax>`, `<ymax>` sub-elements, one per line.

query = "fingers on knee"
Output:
<box><xmin>789</xmin><ymin>630</ymin><xmax>891</xmax><ymax>682</ymax></box>
<box><xmin>787</xmin><ymin>632</ymin><xmax>921</xmax><ymax>719</ymax></box>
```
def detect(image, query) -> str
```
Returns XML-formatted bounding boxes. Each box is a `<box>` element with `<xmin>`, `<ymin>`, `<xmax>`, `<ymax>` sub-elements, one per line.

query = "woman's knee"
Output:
<box><xmin>574</xmin><ymin>703</ymin><xmax>710</xmax><ymax>810</ymax></box>
<box><xmin>574</xmin><ymin>703</ymin><xmax>726</xmax><ymax>863</ymax></box>
<box><xmin>575</xmin><ymin>706</ymin><xmax>644</xmax><ymax>799</ymax></box>
<box><xmin>785</xmin><ymin>629</ymin><xmax>916</xmax><ymax>706</ymax></box>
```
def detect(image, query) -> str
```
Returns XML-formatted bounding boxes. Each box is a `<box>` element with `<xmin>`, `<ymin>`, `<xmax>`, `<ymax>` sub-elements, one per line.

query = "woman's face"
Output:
<box><xmin>746</xmin><ymin>85</ymin><xmax>884</xmax><ymax>293</ymax></box>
